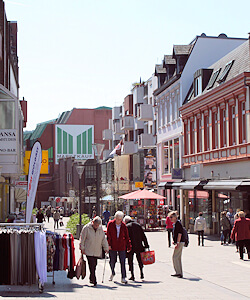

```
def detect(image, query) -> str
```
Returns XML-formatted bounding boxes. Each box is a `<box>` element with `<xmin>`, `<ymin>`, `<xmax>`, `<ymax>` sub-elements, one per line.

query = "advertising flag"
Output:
<box><xmin>26</xmin><ymin>141</ymin><xmax>42</xmax><ymax>223</ymax></box>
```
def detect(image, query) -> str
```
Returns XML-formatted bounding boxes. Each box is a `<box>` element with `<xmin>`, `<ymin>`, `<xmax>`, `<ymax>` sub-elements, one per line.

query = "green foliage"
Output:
<box><xmin>66</xmin><ymin>213</ymin><xmax>90</xmax><ymax>236</ymax></box>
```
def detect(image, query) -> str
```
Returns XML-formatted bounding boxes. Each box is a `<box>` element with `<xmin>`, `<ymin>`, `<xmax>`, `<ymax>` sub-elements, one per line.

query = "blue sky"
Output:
<box><xmin>5</xmin><ymin>0</ymin><xmax>250</xmax><ymax>130</ymax></box>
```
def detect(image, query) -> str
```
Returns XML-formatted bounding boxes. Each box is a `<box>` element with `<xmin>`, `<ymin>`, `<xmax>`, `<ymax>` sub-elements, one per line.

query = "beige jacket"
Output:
<box><xmin>80</xmin><ymin>222</ymin><xmax>109</xmax><ymax>257</ymax></box>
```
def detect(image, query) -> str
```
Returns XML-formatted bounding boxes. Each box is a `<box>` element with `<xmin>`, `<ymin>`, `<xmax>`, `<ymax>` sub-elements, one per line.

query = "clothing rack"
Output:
<box><xmin>0</xmin><ymin>222</ymin><xmax>46</xmax><ymax>293</ymax></box>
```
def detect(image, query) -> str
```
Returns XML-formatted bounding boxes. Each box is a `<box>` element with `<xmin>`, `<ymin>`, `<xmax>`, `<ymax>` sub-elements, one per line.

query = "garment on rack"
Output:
<box><xmin>46</xmin><ymin>235</ymin><xmax>55</xmax><ymax>272</ymax></box>
<box><xmin>59</xmin><ymin>237</ymin><xmax>65</xmax><ymax>270</ymax></box>
<box><xmin>34</xmin><ymin>231</ymin><xmax>47</xmax><ymax>285</ymax></box>
<box><xmin>0</xmin><ymin>233</ymin><xmax>11</xmax><ymax>285</ymax></box>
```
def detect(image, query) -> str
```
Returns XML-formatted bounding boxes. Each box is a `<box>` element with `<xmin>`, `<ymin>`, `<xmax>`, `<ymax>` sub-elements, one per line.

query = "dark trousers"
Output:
<box><xmin>127</xmin><ymin>251</ymin><xmax>143</xmax><ymax>275</ymax></box>
<box><xmin>167</xmin><ymin>229</ymin><xmax>173</xmax><ymax>247</ymax></box>
<box><xmin>238</xmin><ymin>239</ymin><xmax>250</xmax><ymax>259</ymax></box>
<box><xmin>86</xmin><ymin>256</ymin><xmax>98</xmax><ymax>284</ymax></box>
<box><xmin>223</xmin><ymin>229</ymin><xmax>231</xmax><ymax>244</ymax></box>
<box><xmin>198</xmin><ymin>230</ymin><xmax>204</xmax><ymax>246</ymax></box>
<box><xmin>47</xmin><ymin>216</ymin><xmax>50</xmax><ymax>223</ymax></box>
<box><xmin>54</xmin><ymin>219</ymin><xmax>59</xmax><ymax>229</ymax></box>
<box><xmin>109</xmin><ymin>250</ymin><xmax>126</xmax><ymax>279</ymax></box>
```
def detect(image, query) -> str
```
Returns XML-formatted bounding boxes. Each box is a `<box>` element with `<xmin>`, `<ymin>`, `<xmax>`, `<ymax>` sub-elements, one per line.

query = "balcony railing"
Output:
<box><xmin>123</xmin><ymin>141</ymin><xmax>137</xmax><ymax>154</ymax></box>
<box><xmin>121</xmin><ymin>116</ymin><xmax>134</xmax><ymax>130</ymax></box>
<box><xmin>138</xmin><ymin>133</ymin><xmax>155</xmax><ymax>148</ymax></box>
<box><xmin>102</xmin><ymin>129</ymin><xmax>112</xmax><ymax>140</ymax></box>
<box><xmin>138</xmin><ymin>104</ymin><xmax>153</xmax><ymax>121</ymax></box>
<box><xmin>113</xmin><ymin>121</ymin><xmax>124</xmax><ymax>134</ymax></box>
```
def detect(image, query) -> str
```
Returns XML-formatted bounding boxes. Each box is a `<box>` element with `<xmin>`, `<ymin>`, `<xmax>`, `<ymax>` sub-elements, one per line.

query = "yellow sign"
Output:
<box><xmin>24</xmin><ymin>150</ymin><xmax>49</xmax><ymax>175</ymax></box>
<box><xmin>135</xmin><ymin>182</ymin><xmax>144</xmax><ymax>188</ymax></box>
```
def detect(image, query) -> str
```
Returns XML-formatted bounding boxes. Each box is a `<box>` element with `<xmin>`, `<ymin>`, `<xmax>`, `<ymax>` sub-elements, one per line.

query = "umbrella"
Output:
<box><xmin>119</xmin><ymin>189</ymin><xmax>166</xmax><ymax>200</ymax></box>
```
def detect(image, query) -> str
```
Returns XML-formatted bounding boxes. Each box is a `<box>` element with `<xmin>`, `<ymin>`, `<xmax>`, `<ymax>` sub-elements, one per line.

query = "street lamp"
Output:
<box><xmin>76</xmin><ymin>162</ymin><xmax>85</xmax><ymax>235</ymax></box>
<box><xmin>92</xmin><ymin>143</ymin><xmax>105</xmax><ymax>216</ymax></box>
<box><xmin>87</xmin><ymin>185</ymin><xmax>92</xmax><ymax>218</ymax></box>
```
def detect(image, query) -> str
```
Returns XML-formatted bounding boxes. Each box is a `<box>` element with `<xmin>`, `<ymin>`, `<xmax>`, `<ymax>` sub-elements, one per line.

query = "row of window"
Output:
<box><xmin>163</xmin><ymin>138</ymin><xmax>180</xmax><ymax>174</ymax></box>
<box><xmin>185</xmin><ymin>101</ymin><xmax>247</xmax><ymax>155</ymax></box>
<box><xmin>158</xmin><ymin>91</ymin><xmax>180</xmax><ymax>128</ymax></box>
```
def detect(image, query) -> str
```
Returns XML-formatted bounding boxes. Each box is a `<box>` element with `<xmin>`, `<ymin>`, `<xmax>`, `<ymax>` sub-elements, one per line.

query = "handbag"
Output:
<box><xmin>140</xmin><ymin>250</ymin><xmax>155</xmax><ymax>265</ymax></box>
<box><xmin>60</xmin><ymin>221</ymin><xmax>64</xmax><ymax>226</ymax></box>
<box><xmin>75</xmin><ymin>255</ymin><xmax>86</xmax><ymax>280</ymax></box>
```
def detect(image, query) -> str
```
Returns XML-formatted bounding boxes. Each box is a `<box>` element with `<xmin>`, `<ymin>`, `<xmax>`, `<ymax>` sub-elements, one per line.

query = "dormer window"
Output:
<box><xmin>217</xmin><ymin>60</ymin><xmax>234</xmax><ymax>83</ymax></box>
<box><xmin>194</xmin><ymin>75</ymin><xmax>202</xmax><ymax>97</ymax></box>
<box><xmin>193</xmin><ymin>69</ymin><xmax>213</xmax><ymax>97</ymax></box>
<box><xmin>207</xmin><ymin>68</ymin><xmax>221</xmax><ymax>90</ymax></box>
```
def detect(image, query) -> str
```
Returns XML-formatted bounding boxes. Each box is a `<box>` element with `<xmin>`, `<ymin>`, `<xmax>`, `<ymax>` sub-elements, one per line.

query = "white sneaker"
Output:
<box><xmin>109</xmin><ymin>274</ymin><xmax>115</xmax><ymax>281</ymax></box>
<box><xmin>121</xmin><ymin>278</ymin><xmax>127</xmax><ymax>284</ymax></box>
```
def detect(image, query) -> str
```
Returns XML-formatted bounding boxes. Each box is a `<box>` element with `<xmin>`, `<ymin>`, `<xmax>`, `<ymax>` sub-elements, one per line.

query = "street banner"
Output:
<box><xmin>26</xmin><ymin>142</ymin><xmax>42</xmax><ymax>223</ymax></box>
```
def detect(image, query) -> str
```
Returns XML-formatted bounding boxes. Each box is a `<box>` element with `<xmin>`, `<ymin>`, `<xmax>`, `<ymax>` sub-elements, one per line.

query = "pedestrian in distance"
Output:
<box><xmin>107</xmin><ymin>211</ymin><xmax>131</xmax><ymax>284</ymax></box>
<box><xmin>194</xmin><ymin>212</ymin><xmax>207</xmax><ymax>246</ymax></box>
<box><xmin>166</xmin><ymin>213</ymin><xmax>174</xmax><ymax>247</ymax></box>
<box><xmin>102</xmin><ymin>208</ymin><xmax>111</xmax><ymax>226</ymax></box>
<box><xmin>231</xmin><ymin>211</ymin><xmax>250</xmax><ymax>260</ymax></box>
<box><xmin>36</xmin><ymin>208</ymin><xmax>45</xmax><ymax>223</ymax></box>
<box><xmin>80</xmin><ymin>216</ymin><xmax>109</xmax><ymax>286</ymax></box>
<box><xmin>53</xmin><ymin>210</ymin><xmax>60</xmax><ymax>229</ymax></box>
<box><xmin>221</xmin><ymin>211</ymin><xmax>231</xmax><ymax>245</ymax></box>
<box><xmin>124</xmin><ymin>216</ymin><xmax>149</xmax><ymax>281</ymax></box>
<box><xmin>169</xmin><ymin>211</ymin><xmax>185</xmax><ymax>278</ymax></box>
<box><xmin>46</xmin><ymin>206</ymin><xmax>52</xmax><ymax>223</ymax></box>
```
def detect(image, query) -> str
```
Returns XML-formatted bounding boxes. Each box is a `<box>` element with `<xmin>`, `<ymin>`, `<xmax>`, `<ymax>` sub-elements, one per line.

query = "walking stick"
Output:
<box><xmin>102</xmin><ymin>253</ymin><xmax>107</xmax><ymax>283</ymax></box>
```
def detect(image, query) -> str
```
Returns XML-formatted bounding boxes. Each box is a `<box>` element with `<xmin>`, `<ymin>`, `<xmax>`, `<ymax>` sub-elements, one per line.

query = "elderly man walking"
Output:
<box><xmin>80</xmin><ymin>216</ymin><xmax>109</xmax><ymax>286</ymax></box>
<box><xmin>169</xmin><ymin>211</ymin><xmax>185</xmax><ymax>278</ymax></box>
<box><xmin>107</xmin><ymin>211</ymin><xmax>131</xmax><ymax>284</ymax></box>
<box><xmin>124</xmin><ymin>216</ymin><xmax>149</xmax><ymax>281</ymax></box>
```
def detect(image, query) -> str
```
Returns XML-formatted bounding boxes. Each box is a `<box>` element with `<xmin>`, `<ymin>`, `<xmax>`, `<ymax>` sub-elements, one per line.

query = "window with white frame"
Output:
<box><xmin>162</xmin><ymin>102</ymin><xmax>165</xmax><ymax>126</ymax></box>
<box><xmin>242</xmin><ymin>102</ymin><xmax>246</xmax><ymax>143</ymax></box>
<box><xmin>222</xmin><ymin>109</ymin><xmax>227</xmax><ymax>147</ymax></box>
<box><xmin>67</xmin><ymin>172</ymin><xmax>72</xmax><ymax>183</ymax></box>
<box><xmin>198</xmin><ymin>118</ymin><xmax>202</xmax><ymax>152</ymax></box>
<box><xmin>174</xmin><ymin>138</ymin><xmax>180</xmax><ymax>168</ymax></box>
<box><xmin>231</xmin><ymin>106</ymin><xmax>236</xmax><ymax>145</ymax></box>
<box><xmin>167</xmin><ymin>99</ymin><xmax>170</xmax><ymax>123</ymax></box>
<box><xmin>194</xmin><ymin>76</ymin><xmax>202</xmax><ymax>97</ymax></box>
<box><xmin>213</xmin><ymin>112</ymin><xmax>218</xmax><ymax>149</ymax></box>
<box><xmin>172</xmin><ymin>93</ymin><xmax>175</xmax><ymax>121</ymax></box>
<box><xmin>163</xmin><ymin>139</ymin><xmax>178</xmax><ymax>173</ymax></box>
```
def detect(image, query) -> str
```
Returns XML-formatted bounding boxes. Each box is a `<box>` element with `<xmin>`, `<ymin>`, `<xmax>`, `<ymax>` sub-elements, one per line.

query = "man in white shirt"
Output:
<box><xmin>194</xmin><ymin>212</ymin><xmax>207</xmax><ymax>246</ymax></box>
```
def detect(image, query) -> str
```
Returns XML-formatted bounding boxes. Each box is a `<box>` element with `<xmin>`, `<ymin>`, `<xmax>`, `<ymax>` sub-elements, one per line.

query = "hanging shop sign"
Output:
<box><xmin>144</xmin><ymin>149</ymin><xmax>157</xmax><ymax>188</ymax></box>
<box><xmin>0</xmin><ymin>129</ymin><xmax>17</xmax><ymax>154</ymax></box>
<box><xmin>26</xmin><ymin>142</ymin><xmax>42</xmax><ymax>223</ymax></box>
<box><xmin>55</xmin><ymin>125</ymin><xmax>94</xmax><ymax>164</ymax></box>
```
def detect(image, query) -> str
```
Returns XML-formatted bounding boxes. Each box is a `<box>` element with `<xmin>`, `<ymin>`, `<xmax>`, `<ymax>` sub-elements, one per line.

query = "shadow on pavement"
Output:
<box><xmin>82</xmin><ymin>284</ymin><xmax>117</xmax><ymax>290</ymax></box>
<box><xmin>0</xmin><ymin>291</ymin><xmax>56</xmax><ymax>298</ymax></box>
<box><xmin>114</xmin><ymin>281</ymin><xmax>142</xmax><ymax>288</ymax></box>
<box><xmin>183</xmin><ymin>277</ymin><xmax>202</xmax><ymax>281</ymax></box>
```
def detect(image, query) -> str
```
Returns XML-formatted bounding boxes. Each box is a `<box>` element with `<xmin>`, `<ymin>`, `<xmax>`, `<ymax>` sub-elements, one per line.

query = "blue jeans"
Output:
<box><xmin>109</xmin><ymin>250</ymin><xmax>126</xmax><ymax>279</ymax></box>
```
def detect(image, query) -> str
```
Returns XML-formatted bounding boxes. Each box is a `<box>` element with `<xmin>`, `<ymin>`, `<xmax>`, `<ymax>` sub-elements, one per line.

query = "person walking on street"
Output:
<box><xmin>46</xmin><ymin>206</ymin><xmax>52</xmax><ymax>223</ymax></box>
<box><xmin>169</xmin><ymin>211</ymin><xmax>184</xmax><ymax>278</ymax></box>
<box><xmin>53</xmin><ymin>210</ymin><xmax>60</xmax><ymax>229</ymax></box>
<box><xmin>36</xmin><ymin>208</ymin><xmax>45</xmax><ymax>223</ymax></box>
<box><xmin>124</xmin><ymin>216</ymin><xmax>149</xmax><ymax>281</ymax></box>
<box><xmin>107</xmin><ymin>211</ymin><xmax>131</xmax><ymax>284</ymax></box>
<box><xmin>103</xmin><ymin>208</ymin><xmax>111</xmax><ymax>226</ymax></box>
<box><xmin>166</xmin><ymin>214</ymin><xmax>174</xmax><ymax>247</ymax></box>
<box><xmin>221</xmin><ymin>211</ymin><xmax>231</xmax><ymax>245</ymax></box>
<box><xmin>194</xmin><ymin>212</ymin><xmax>207</xmax><ymax>246</ymax></box>
<box><xmin>80</xmin><ymin>216</ymin><xmax>109</xmax><ymax>286</ymax></box>
<box><xmin>231</xmin><ymin>211</ymin><xmax>250</xmax><ymax>260</ymax></box>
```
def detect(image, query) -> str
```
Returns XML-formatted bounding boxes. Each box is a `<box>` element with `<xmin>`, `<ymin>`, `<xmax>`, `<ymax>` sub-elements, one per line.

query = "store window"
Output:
<box><xmin>0</xmin><ymin>101</ymin><xmax>15</xmax><ymax>129</ymax></box>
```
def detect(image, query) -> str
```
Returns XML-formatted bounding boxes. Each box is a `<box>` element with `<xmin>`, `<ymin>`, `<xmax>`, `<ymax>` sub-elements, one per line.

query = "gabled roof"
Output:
<box><xmin>57</xmin><ymin>111</ymin><xmax>72</xmax><ymax>124</ymax></box>
<box><xmin>203</xmin><ymin>40</ymin><xmax>250</xmax><ymax>92</ymax></box>
<box><xmin>30</xmin><ymin>119</ymin><xmax>56</xmax><ymax>142</ymax></box>
<box><xmin>173</xmin><ymin>44</ymin><xmax>193</xmax><ymax>56</ymax></box>
<box><xmin>164</xmin><ymin>55</ymin><xmax>176</xmax><ymax>65</ymax></box>
<box><xmin>155</xmin><ymin>64</ymin><xmax>166</xmax><ymax>74</ymax></box>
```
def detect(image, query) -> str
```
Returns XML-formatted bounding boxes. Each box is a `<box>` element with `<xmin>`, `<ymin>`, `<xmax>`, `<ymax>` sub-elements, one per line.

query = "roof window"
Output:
<box><xmin>217</xmin><ymin>60</ymin><xmax>234</xmax><ymax>83</ymax></box>
<box><xmin>207</xmin><ymin>68</ymin><xmax>221</xmax><ymax>90</ymax></box>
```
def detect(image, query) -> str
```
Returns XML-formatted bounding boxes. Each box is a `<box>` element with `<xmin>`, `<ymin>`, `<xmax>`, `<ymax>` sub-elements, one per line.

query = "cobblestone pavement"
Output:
<box><xmin>1</xmin><ymin>218</ymin><xmax>250</xmax><ymax>299</ymax></box>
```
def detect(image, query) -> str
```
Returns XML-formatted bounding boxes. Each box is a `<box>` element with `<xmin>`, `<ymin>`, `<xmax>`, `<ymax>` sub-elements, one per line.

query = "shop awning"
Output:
<box><xmin>158</xmin><ymin>181</ymin><xmax>174</xmax><ymax>188</ymax></box>
<box><xmin>204</xmin><ymin>180</ymin><xmax>242</xmax><ymax>190</ymax></box>
<box><xmin>172</xmin><ymin>181</ymin><xmax>201</xmax><ymax>190</ymax></box>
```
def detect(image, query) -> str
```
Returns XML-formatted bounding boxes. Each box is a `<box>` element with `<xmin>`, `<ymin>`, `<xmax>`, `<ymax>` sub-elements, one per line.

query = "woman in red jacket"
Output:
<box><xmin>166</xmin><ymin>215</ymin><xmax>174</xmax><ymax>247</ymax></box>
<box><xmin>231</xmin><ymin>211</ymin><xmax>250</xmax><ymax>260</ymax></box>
<box><xmin>107</xmin><ymin>211</ymin><xmax>131</xmax><ymax>284</ymax></box>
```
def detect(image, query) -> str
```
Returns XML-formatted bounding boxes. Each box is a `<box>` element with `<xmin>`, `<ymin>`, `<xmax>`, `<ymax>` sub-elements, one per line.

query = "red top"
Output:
<box><xmin>107</xmin><ymin>219</ymin><xmax>132</xmax><ymax>251</ymax></box>
<box><xmin>166</xmin><ymin>216</ymin><xmax>173</xmax><ymax>229</ymax></box>
<box><xmin>231</xmin><ymin>218</ymin><xmax>250</xmax><ymax>241</ymax></box>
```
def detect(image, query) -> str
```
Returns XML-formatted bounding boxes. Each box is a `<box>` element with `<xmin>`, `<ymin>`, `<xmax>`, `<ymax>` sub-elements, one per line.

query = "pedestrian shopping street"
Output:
<box><xmin>1</xmin><ymin>218</ymin><xmax>250</xmax><ymax>300</ymax></box>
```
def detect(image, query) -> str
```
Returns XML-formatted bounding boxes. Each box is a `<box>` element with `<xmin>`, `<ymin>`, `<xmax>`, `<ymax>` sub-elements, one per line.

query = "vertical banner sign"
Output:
<box><xmin>26</xmin><ymin>142</ymin><xmax>42</xmax><ymax>223</ymax></box>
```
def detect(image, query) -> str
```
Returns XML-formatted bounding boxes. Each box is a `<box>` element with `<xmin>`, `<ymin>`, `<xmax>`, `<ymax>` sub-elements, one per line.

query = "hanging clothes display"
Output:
<box><xmin>34</xmin><ymin>231</ymin><xmax>47</xmax><ymax>285</ymax></box>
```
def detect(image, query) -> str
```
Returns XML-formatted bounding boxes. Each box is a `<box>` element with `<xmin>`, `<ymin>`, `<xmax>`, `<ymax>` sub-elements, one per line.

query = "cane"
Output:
<box><xmin>102</xmin><ymin>253</ymin><xmax>107</xmax><ymax>283</ymax></box>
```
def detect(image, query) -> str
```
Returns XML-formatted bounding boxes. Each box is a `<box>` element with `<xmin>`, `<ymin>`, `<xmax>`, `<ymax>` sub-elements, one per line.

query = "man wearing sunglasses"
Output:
<box><xmin>169</xmin><ymin>211</ymin><xmax>184</xmax><ymax>278</ymax></box>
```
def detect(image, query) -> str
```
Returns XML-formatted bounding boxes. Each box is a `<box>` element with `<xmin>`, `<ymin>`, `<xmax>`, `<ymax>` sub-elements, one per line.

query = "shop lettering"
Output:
<box><xmin>0</xmin><ymin>131</ymin><xmax>15</xmax><ymax>137</ymax></box>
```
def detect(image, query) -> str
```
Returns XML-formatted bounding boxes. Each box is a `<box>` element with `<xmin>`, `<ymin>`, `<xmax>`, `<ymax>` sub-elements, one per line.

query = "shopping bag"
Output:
<box><xmin>75</xmin><ymin>256</ymin><xmax>83</xmax><ymax>279</ymax></box>
<box><xmin>81</xmin><ymin>257</ymin><xmax>86</xmax><ymax>279</ymax></box>
<box><xmin>140</xmin><ymin>250</ymin><xmax>155</xmax><ymax>265</ymax></box>
<box><xmin>60</xmin><ymin>221</ymin><xmax>64</xmax><ymax>226</ymax></box>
